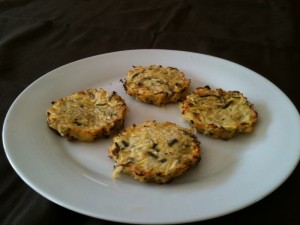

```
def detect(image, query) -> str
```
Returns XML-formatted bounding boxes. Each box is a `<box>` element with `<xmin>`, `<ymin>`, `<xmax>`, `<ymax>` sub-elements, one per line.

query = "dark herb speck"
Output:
<box><xmin>168</xmin><ymin>139</ymin><xmax>178</xmax><ymax>146</ymax></box>
<box><xmin>222</xmin><ymin>100</ymin><xmax>234</xmax><ymax>109</ymax></box>
<box><xmin>147</xmin><ymin>151</ymin><xmax>158</xmax><ymax>159</ymax></box>
<box><xmin>159</xmin><ymin>158</ymin><xmax>167</xmax><ymax>163</ymax></box>
<box><xmin>121</xmin><ymin>140</ymin><xmax>129</xmax><ymax>147</ymax></box>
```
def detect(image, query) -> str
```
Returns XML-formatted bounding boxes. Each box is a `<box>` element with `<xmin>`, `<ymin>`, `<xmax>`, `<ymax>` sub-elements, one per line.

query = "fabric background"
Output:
<box><xmin>1</xmin><ymin>0</ymin><xmax>299</xmax><ymax>224</ymax></box>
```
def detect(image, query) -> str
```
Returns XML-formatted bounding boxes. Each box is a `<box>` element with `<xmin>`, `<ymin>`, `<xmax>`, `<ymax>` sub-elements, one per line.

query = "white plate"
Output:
<box><xmin>3</xmin><ymin>49</ymin><xmax>300</xmax><ymax>224</ymax></box>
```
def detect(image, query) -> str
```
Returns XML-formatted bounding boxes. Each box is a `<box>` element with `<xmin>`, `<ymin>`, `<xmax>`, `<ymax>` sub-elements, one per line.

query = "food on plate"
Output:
<box><xmin>47</xmin><ymin>89</ymin><xmax>127</xmax><ymax>141</ymax></box>
<box><xmin>123</xmin><ymin>65</ymin><xmax>190</xmax><ymax>106</ymax></box>
<box><xmin>179</xmin><ymin>86</ymin><xmax>258</xmax><ymax>140</ymax></box>
<box><xmin>108</xmin><ymin>120</ymin><xmax>201</xmax><ymax>184</ymax></box>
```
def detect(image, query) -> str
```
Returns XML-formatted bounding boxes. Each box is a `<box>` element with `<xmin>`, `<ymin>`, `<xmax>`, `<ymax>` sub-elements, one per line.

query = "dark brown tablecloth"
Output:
<box><xmin>1</xmin><ymin>0</ymin><xmax>299</xmax><ymax>224</ymax></box>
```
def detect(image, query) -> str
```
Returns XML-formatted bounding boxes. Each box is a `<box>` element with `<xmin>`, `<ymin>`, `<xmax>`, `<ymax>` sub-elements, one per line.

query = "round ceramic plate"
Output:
<box><xmin>3</xmin><ymin>49</ymin><xmax>300</xmax><ymax>224</ymax></box>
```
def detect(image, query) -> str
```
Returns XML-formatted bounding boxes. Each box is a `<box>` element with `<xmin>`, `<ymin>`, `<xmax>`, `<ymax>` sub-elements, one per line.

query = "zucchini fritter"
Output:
<box><xmin>123</xmin><ymin>65</ymin><xmax>190</xmax><ymax>106</ymax></box>
<box><xmin>109</xmin><ymin>121</ymin><xmax>201</xmax><ymax>184</ymax></box>
<box><xmin>47</xmin><ymin>89</ymin><xmax>127</xmax><ymax>141</ymax></box>
<box><xmin>179</xmin><ymin>86</ymin><xmax>258</xmax><ymax>140</ymax></box>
